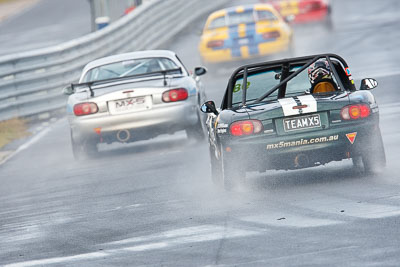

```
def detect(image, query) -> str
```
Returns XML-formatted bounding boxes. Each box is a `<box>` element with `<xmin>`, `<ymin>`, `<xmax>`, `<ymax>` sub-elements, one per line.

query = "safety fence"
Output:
<box><xmin>0</xmin><ymin>0</ymin><xmax>228</xmax><ymax>121</ymax></box>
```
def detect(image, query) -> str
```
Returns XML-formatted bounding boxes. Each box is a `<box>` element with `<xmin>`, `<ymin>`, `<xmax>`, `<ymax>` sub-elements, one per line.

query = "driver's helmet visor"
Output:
<box><xmin>309</xmin><ymin>67</ymin><xmax>331</xmax><ymax>84</ymax></box>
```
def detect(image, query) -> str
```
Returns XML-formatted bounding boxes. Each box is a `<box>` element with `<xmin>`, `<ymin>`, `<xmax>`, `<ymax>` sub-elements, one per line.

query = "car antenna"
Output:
<box><xmin>88</xmin><ymin>83</ymin><xmax>94</xmax><ymax>97</ymax></box>
<box><xmin>162</xmin><ymin>70</ymin><xmax>167</xmax><ymax>86</ymax></box>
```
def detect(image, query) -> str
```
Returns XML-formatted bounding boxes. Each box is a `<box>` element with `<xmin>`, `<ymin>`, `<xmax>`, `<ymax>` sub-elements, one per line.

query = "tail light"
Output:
<box><xmin>262</xmin><ymin>31</ymin><xmax>280</xmax><ymax>39</ymax></box>
<box><xmin>207</xmin><ymin>40</ymin><xmax>224</xmax><ymax>48</ymax></box>
<box><xmin>309</xmin><ymin>2</ymin><xmax>322</xmax><ymax>11</ymax></box>
<box><xmin>301</xmin><ymin>2</ymin><xmax>322</xmax><ymax>13</ymax></box>
<box><xmin>73</xmin><ymin>102</ymin><xmax>98</xmax><ymax>116</ymax></box>
<box><xmin>340</xmin><ymin>104</ymin><xmax>371</xmax><ymax>120</ymax></box>
<box><xmin>230</xmin><ymin>120</ymin><xmax>264</xmax><ymax>136</ymax></box>
<box><xmin>162</xmin><ymin>88</ymin><xmax>188</xmax><ymax>102</ymax></box>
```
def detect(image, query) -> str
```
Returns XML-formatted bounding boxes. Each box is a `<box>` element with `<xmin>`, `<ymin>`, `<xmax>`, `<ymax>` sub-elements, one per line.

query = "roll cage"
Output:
<box><xmin>222</xmin><ymin>54</ymin><xmax>356</xmax><ymax>110</ymax></box>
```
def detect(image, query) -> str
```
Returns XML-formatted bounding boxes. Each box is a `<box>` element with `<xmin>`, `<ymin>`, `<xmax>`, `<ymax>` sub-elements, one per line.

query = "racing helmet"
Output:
<box><xmin>308</xmin><ymin>60</ymin><xmax>332</xmax><ymax>84</ymax></box>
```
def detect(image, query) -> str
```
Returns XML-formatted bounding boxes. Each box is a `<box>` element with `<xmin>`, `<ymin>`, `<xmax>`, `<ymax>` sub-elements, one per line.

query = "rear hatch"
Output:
<box><xmin>225</xmin><ymin>8</ymin><xmax>282</xmax><ymax>53</ymax></box>
<box><xmin>246</xmin><ymin>92</ymin><xmax>350</xmax><ymax>136</ymax></box>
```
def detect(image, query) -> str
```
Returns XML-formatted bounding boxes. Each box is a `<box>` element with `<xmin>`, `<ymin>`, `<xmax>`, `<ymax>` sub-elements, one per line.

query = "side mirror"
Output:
<box><xmin>62</xmin><ymin>85</ymin><xmax>74</xmax><ymax>95</ymax></box>
<box><xmin>284</xmin><ymin>15</ymin><xmax>295</xmax><ymax>23</ymax></box>
<box><xmin>360</xmin><ymin>78</ymin><xmax>378</xmax><ymax>90</ymax></box>
<box><xmin>194</xmin><ymin>66</ymin><xmax>207</xmax><ymax>76</ymax></box>
<box><xmin>201</xmin><ymin>101</ymin><xmax>218</xmax><ymax>115</ymax></box>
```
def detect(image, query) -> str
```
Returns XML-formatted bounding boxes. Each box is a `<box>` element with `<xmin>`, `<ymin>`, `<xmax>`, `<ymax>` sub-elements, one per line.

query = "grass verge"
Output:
<box><xmin>0</xmin><ymin>118</ymin><xmax>31</xmax><ymax>149</ymax></box>
<box><xmin>0</xmin><ymin>0</ymin><xmax>16</xmax><ymax>4</ymax></box>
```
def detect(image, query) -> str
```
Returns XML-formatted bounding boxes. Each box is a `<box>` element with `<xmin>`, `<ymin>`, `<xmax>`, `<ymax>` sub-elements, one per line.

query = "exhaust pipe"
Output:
<box><xmin>294</xmin><ymin>154</ymin><xmax>309</xmax><ymax>168</ymax></box>
<box><xmin>116</xmin><ymin>129</ymin><xmax>130</xmax><ymax>142</ymax></box>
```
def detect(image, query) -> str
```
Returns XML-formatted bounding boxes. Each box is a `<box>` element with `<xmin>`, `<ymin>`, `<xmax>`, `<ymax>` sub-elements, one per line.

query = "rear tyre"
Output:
<box><xmin>221</xmin><ymin>149</ymin><xmax>245</xmax><ymax>191</ymax></box>
<box><xmin>351</xmin><ymin>155</ymin><xmax>363</xmax><ymax>173</ymax></box>
<box><xmin>325</xmin><ymin>6</ymin><xmax>333</xmax><ymax>31</ymax></box>
<box><xmin>71</xmin><ymin>138</ymin><xmax>83</xmax><ymax>160</ymax></box>
<box><xmin>186</xmin><ymin>113</ymin><xmax>205</xmax><ymax>142</ymax></box>
<box><xmin>362</xmin><ymin>128</ymin><xmax>386</xmax><ymax>174</ymax></box>
<box><xmin>288</xmin><ymin>36</ymin><xmax>295</xmax><ymax>57</ymax></box>
<box><xmin>209</xmin><ymin>146</ymin><xmax>222</xmax><ymax>186</ymax></box>
<box><xmin>71</xmin><ymin>131</ymin><xmax>98</xmax><ymax>160</ymax></box>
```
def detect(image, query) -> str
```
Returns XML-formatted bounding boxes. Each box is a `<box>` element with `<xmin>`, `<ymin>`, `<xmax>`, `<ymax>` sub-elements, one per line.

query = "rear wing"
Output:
<box><xmin>71</xmin><ymin>67</ymin><xmax>182</xmax><ymax>96</ymax></box>
<box><xmin>225</xmin><ymin>53</ymin><xmax>355</xmax><ymax>109</ymax></box>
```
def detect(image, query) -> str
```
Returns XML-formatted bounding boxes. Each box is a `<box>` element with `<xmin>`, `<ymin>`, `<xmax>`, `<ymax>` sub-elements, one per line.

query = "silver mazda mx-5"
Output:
<box><xmin>63</xmin><ymin>50</ymin><xmax>207</xmax><ymax>159</ymax></box>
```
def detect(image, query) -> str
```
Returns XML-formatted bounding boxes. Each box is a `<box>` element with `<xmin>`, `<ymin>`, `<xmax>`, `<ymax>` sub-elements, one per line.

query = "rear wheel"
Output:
<box><xmin>362</xmin><ymin>128</ymin><xmax>386</xmax><ymax>174</ymax></box>
<box><xmin>287</xmin><ymin>36</ymin><xmax>295</xmax><ymax>57</ymax></box>
<box><xmin>209</xmin><ymin>146</ymin><xmax>222</xmax><ymax>186</ymax></box>
<box><xmin>186</xmin><ymin>112</ymin><xmax>205</xmax><ymax>142</ymax></box>
<box><xmin>71</xmin><ymin>131</ymin><xmax>98</xmax><ymax>160</ymax></box>
<box><xmin>221</xmin><ymin>149</ymin><xmax>245</xmax><ymax>191</ymax></box>
<box><xmin>351</xmin><ymin>155</ymin><xmax>363</xmax><ymax>172</ymax></box>
<box><xmin>325</xmin><ymin>6</ymin><xmax>333</xmax><ymax>31</ymax></box>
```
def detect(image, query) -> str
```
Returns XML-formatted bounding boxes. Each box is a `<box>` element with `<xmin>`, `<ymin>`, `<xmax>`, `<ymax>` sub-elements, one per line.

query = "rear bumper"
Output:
<box><xmin>220</xmin><ymin>120</ymin><xmax>379</xmax><ymax>171</ymax></box>
<box><xmin>69</xmin><ymin>101</ymin><xmax>199</xmax><ymax>143</ymax></box>
<box><xmin>292</xmin><ymin>9</ymin><xmax>329</xmax><ymax>23</ymax></box>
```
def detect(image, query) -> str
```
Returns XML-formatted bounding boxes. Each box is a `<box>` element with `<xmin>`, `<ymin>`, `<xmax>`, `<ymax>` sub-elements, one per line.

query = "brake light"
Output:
<box><xmin>207</xmin><ymin>40</ymin><xmax>224</xmax><ymax>48</ymax></box>
<box><xmin>340</xmin><ymin>104</ymin><xmax>371</xmax><ymax>120</ymax></box>
<box><xmin>262</xmin><ymin>31</ymin><xmax>280</xmax><ymax>39</ymax></box>
<box><xmin>309</xmin><ymin>2</ymin><xmax>322</xmax><ymax>11</ymax></box>
<box><xmin>73</xmin><ymin>102</ymin><xmax>98</xmax><ymax>116</ymax></box>
<box><xmin>230</xmin><ymin>120</ymin><xmax>264</xmax><ymax>136</ymax></box>
<box><xmin>162</xmin><ymin>88</ymin><xmax>188</xmax><ymax>102</ymax></box>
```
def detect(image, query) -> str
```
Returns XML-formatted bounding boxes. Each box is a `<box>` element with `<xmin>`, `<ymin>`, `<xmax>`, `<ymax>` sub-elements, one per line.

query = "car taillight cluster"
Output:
<box><xmin>340</xmin><ymin>104</ymin><xmax>371</xmax><ymax>120</ymax></box>
<box><xmin>207</xmin><ymin>40</ymin><xmax>224</xmax><ymax>48</ymax></box>
<box><xmin>230</xmin><ymin>120</ymin><xmax>264</xmax><ymax>136</ymax></box>
<box><xmin>309</xmin><ymin>2</ymin><xmax>322</xmax><ymax>11</ymax></box>
<box><xmin>162</xmin><ymin>88</ymin><xmax>188</xmax><ymax>102</ymax></box>
<box><xmin>262</xmin><ymin>31</ymin><xmax>280</xmax><ymax>39</ymax></box>
<box><xmin>73</xmin><ymin>102</ymin><xmax>98</xmax><ymax>116</ymax></box>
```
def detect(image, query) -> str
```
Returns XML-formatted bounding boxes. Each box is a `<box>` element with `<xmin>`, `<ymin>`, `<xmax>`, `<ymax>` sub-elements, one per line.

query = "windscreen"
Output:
<box><xmin>232</xmin><ymin>69</ymin><xmax>281</xmax><ymax>106</ymax></box>
<box><xmin>82</xmin><ymin>57</ymin><xmax>180</xmax><ymax>82</ymax></box>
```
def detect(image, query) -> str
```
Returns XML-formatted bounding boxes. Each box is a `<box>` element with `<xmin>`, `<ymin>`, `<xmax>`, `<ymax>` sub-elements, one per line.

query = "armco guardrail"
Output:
<box><xmin>0</xmin><ymin>0</ymin><xmax>228</xmax><ymax>121</ymax></box>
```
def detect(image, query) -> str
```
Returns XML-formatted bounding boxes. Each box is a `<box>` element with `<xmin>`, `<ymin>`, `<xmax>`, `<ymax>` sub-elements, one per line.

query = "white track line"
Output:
<box><xmin>0</xmin><ymin>127</ymin><xmax>51</xmax><ymax>166</ymax></box>
<box><xmin>4</xmin><ymin>252</ymin><xmax>108</xmax><ymax>267</ymax></box>
<box><xmin>4</xmin><ymin>225</ymin><xmax>258</xmax><ymax>267</ymax></box>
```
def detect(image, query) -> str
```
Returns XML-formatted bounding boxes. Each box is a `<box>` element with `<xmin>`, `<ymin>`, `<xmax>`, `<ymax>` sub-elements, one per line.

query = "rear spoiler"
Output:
<box><xmin>71</xmin><ymin>67</ymin><xmax>182</xmax><ymax>96</ymax></box>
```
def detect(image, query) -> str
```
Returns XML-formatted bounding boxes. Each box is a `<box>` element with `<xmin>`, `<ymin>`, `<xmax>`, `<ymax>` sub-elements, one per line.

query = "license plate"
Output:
<box><xmin>283</xmin><ymin>114</ymin><xmax>321</xmax><ymax>132</ymax></box>
<box><xmin>108</xmin><ymin>96</ymin><xmax>152</xmax><ymax>114</ymax></box>
<box><xmin>238</xmin><ymin>38</ymin><xmax>249</xmax><ymax>45</ymax></box>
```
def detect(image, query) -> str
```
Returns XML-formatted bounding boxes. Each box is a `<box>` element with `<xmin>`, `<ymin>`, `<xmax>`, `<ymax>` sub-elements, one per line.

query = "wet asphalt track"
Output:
<box><xmin>1</xmin><ymin>0</ymin><xmax>400</xmax><ymax>266</ymax></box>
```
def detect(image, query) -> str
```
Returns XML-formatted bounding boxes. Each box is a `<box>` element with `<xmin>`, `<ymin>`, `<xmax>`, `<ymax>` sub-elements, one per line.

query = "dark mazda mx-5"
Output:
<box><xmin>201</xmin><ymin>54</ymin><xmax>385</xmax><ymax>189</ymax></box>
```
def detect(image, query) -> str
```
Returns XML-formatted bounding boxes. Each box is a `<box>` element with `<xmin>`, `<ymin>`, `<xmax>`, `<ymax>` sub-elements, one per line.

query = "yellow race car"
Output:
<box><xmin>199</xmin><ymin>4</ymin><xmax>293</xmax><ymax>64</ymax></box>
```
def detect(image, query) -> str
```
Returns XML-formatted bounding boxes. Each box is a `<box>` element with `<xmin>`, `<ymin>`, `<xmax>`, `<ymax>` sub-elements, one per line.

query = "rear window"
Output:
<box><xmin>208</xmin><ymin>16</ymin><xmax>226</xmax><ymax>29</ymax></box>
<box><xmin>228</xmin><ymin>10</ymin><xmax>255</xmax><ymax>25</ymax></box>
<box><xmin>256</xmin><ymin>10</ymin><xmax>277</xmax><ymax>21</ymax></box>
<box><xmin>83</xmin><ymin>57</ymin><xmax>179</xmax><ymax>82</ymax></box>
